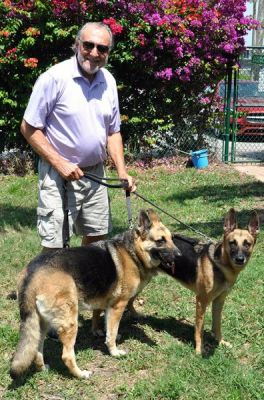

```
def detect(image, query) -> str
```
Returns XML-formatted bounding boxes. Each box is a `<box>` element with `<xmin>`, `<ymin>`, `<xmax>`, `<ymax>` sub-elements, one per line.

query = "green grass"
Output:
<box><xmin>0</xmin><ymin>164</ymin><xmax>263</xmax><ymax>399</ymax></box>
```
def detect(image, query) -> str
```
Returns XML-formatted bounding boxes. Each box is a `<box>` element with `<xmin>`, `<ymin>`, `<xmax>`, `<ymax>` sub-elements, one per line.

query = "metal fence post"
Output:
<box><xmin>223</xmin><ymin>64</ymin><xmax>233</xmax><ymax>163</ymax></box>
<box><xmin>230</xmin><ymin>66</ymin><xmax>238</xmax><ymax>162</ymax></box>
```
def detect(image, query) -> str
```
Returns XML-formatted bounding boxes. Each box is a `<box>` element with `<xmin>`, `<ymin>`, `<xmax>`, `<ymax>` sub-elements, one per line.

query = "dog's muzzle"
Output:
<box><xmin>151</xmin><ymin>246</ymin><xmax>181</xmax><ymax>268</ymax></box>
<box><xmin>233</xmin><ymin>253</ymin><xmax>247</xmax><ymax>266</ymax></box>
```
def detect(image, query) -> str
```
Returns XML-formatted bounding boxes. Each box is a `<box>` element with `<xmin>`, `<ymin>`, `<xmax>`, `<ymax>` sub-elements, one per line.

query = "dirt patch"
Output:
<box><xmin>233</xmin><ymin>165</ymin><xmax>264</xmax><ymax>183</ymax></box>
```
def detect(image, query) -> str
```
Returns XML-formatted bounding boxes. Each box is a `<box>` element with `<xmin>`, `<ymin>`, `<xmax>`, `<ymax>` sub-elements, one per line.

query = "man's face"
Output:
<box><xmin>76</xmin><ymin>26</ymin><xmax>111</xmax><ymax>77</ymax></box>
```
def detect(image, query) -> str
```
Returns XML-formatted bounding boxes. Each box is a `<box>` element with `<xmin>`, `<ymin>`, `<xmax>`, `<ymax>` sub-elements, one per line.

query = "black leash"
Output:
<box><xmin>62</xmin><ymin>172</ymin><xmax>214</xmax><ymax>244</ymax></box>
<box><xmin>83</xmin><ymin>172</ymin><xmax>129</xmax><ymax>189</ymax></box>
<box><xmin>131</xmin><ymin>191</ymin><xmax>214</xmax><ymax>242</ymax></box>
<box><xmin>83</xmin><ymin>173</ymin><xmax>133</xmax><ymax>229</ymax></box>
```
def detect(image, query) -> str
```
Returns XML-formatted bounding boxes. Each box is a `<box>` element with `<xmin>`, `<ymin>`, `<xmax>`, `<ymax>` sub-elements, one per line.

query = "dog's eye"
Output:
<box><xmin>156</xmin><ymin>237</ymin><xmax>166</xmax><ymax>245</ymax></box>
<box><xmin>243</xmin><ymin>240</ymin><xmax>251</xmax><ymax>249</ymax></box>
<box><xmin>229</xmin><ymin>240</ymin><xmax>237</xmax><ymax>248</ymax></box>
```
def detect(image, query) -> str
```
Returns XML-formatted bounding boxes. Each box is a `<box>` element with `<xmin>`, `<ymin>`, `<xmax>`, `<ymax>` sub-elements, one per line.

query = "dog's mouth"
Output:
<box><xmin>232</xmin><ymin>254</ymin><xmax>248</xmax><ymax>267</ymax></box>
<box><xmin>150</xmin><ymin>248</ymin><xmax>180</xmax><ymax>270</ymax></box>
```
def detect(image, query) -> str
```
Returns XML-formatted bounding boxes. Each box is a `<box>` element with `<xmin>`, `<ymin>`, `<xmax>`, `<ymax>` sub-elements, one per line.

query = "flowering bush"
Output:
<box><xmin>0</xmin><ymin>0</ymin><xmax>259</xmax><ymax>153</ymax></box>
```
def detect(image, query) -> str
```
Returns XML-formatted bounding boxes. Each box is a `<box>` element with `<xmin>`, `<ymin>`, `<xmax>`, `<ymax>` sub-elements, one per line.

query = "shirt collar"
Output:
<box><xmin>71</xmin><ymin>56</ymin><xmax>105</xmax><ymax>85</ymax></box>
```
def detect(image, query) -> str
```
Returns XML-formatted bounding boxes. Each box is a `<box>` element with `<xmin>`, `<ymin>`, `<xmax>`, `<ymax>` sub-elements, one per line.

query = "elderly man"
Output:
<box><xmin>21</xmin><ymin>22</ymin><xmax>135</xmax><ymax>251</ymax></box>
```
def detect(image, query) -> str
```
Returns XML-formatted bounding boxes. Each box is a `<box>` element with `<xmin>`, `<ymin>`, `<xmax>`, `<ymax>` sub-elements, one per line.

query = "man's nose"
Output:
<box><xmin>90</xmin><ymin>46</ymin><xmax>99</xmax><ymax>57</ymax></box>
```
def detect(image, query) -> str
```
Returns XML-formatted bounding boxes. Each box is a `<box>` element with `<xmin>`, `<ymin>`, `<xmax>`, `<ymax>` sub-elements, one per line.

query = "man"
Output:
<box><xmin>21</xmin><ymin>22</ymin><xmax>135</xmax><ymax>250</ymax></box>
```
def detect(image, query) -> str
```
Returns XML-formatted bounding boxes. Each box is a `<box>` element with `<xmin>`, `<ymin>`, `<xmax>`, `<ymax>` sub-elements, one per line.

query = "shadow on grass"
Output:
<box><xmin>75</xmin><ymin>314</ymin><xmax>157</xmax><ymax>354</ymax></box>
<box><xmin>7</xmin><ymin>312</ymin><xmax>220</xmax><ymax>388</ymax></box>
<box><xmin>168</xmin><ymin>206</ymin><xmax>264</xmax><ymax>240</ymax></box>
<box><xmin>75</xmin><ymin>314</ymin><xmax>218</xmax><ymax>359</ymax></box>
<box><xmin>0</xmin><ymin>204</ymin><xmax>36</xmax><ymax>232</ymax></box>
<box><xmin>1</xmin><ymin>179</ymin><xmax>263</xmax><ymax>237</ymax></box>
<box><xmin>139</xmin><ymin>315</ymin><xmax>218</xmax><ymax>358</ymax></box>
<box><xmin>166</xmin><ymin>181</ymin><xmax>263</xmax><ymax>205</ymax></box>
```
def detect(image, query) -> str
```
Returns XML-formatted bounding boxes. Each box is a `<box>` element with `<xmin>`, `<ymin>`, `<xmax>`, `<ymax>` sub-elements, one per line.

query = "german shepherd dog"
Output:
<box><xmin>159</xmin><ymin>208</ymin><xmax>259</xmax><ymax>355</ymax></box>
<box><xmin>10</xmin><ymin>209</ymin><xmax>180</xmax><ymax>380</ymax></box>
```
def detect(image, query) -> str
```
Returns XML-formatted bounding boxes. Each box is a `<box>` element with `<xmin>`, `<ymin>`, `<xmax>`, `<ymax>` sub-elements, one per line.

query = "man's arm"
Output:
<box><xmin>21</xmin><ymin>119</ymin><xmax>83</xmax><ymax>180</ymax></box>
<box><xmin>107</xmin><ymin>132</ymin><xmax>135</xmax><ymax>191</ymax></box>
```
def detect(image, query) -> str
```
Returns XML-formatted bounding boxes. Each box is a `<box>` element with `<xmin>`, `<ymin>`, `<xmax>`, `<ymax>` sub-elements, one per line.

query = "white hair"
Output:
<box><xmin>72</xmin><ymin>22</ymin><xmax>114</xmax><ymax>54</ymax></box>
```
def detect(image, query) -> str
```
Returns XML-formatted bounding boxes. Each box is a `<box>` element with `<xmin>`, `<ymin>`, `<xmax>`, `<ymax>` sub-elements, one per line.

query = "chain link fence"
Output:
<box><xmin>220</xmin><ymin>47</ymin><xmax>264</xmax><ymax>164</ymax></box>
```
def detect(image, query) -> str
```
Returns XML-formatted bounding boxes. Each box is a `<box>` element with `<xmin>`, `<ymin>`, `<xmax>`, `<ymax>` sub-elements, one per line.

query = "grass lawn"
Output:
<box><xmin>0</xmin><ymin>162</ymin><xmax>263</xmax><ymax>400</ymax></box>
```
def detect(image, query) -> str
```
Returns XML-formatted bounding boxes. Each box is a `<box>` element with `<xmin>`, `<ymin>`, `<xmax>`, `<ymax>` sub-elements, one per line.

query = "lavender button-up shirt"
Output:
<box><xmin>24</xmin><ymin>56</ymin><xmax>121</xmax><ymax>167</ymax></box>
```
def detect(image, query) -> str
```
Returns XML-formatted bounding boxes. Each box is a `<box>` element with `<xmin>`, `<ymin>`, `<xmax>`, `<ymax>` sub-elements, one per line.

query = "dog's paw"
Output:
<box><xmin>36</xmin><ymin>363</ymin><xmax>50</xmax><ymax>372</ymax></box>
<box><xmin>110</xmin><ymin>348</ymin><xmax>127</xmax><ymax>357</ymax></box>
<box><xmin>80</xmin><ymin>370</ymin><xmax>92</xmax><ymax>379</ymax></box>
<box><xmin>219</xmin><ymin>339</ymin><xmax>232</xmax><ymax>348</ymax></box>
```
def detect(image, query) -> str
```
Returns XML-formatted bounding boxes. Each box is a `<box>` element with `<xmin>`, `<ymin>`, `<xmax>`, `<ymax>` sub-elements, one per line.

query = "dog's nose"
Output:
<box><xmin>235</xmin><ymin>254</ymin><xmax>245</xmax><ymax>265</ymax></box>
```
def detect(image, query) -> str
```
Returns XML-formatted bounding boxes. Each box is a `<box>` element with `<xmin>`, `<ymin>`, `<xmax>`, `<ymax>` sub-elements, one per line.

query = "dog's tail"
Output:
<box><xmin>10</xmin><ymin>310</ymin><xmax>40</xmax><ymax>379</ymax></box>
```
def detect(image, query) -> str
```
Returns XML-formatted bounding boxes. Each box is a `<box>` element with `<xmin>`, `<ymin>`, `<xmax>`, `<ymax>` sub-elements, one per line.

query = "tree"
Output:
<box><xmin>0</xmin><ymin>0</ymin><xmax>259</xmax><ymax>153</ymax></box>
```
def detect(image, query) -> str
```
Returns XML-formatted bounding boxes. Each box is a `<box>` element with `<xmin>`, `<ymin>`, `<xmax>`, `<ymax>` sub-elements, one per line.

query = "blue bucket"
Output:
<box><xmin>191</xmin><ymin>149</ymin><xmax>208</xmax><ymax>169</ymax></box>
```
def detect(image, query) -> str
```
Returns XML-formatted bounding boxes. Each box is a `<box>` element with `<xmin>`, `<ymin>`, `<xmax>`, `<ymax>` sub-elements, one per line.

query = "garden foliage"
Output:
<box><xmin>0</xmin><ymin>0</ymin><xmax>258</xmax><ymax>154</ymax></box>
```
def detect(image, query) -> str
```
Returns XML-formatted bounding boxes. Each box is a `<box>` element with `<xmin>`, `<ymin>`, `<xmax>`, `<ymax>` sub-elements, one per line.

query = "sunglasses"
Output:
<box><xmin>79</xmin><ymin>39</ymin><xmax>110</xmax><ymax>54</ymax></box>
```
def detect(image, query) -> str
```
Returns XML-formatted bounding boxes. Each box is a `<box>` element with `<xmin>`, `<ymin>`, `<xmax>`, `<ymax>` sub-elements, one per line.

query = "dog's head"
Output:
<box><xmin>135</xmin><ymin>209</ymin><xmax>181</xmax><ymax>269</ymax></box>
<box><xmin>223</xmin><ymin>208</ymin><xmax>259</xmax><ymax>269</ymax></box>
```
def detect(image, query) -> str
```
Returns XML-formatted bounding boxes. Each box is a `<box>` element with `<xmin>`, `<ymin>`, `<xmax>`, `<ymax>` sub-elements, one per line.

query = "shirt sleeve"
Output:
<box><xmin>108</xmin><ymin>79</ymin><xmax>121</xmax><ymax>135</ymax></box>
<box><xmin>23</xmin><ymin>71</ymin><xmax>59</xmax><ymax>130</ymax></box>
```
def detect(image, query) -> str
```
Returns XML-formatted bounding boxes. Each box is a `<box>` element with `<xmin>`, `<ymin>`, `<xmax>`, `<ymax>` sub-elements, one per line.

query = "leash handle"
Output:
<box><xmin>82</xmin><ymin>172</ymin><xmax>132</xmax><ymax>228</ymax></box>
<box><xmin>83</xmin><ymin>172</ymin><xmax>128</xmax><ymax>189</ymax></box>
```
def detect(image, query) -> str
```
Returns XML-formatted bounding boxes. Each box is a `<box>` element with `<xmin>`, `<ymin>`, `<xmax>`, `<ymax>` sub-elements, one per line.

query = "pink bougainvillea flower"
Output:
<box><xmin>103</xmin><ymin>17</ymin><xmax>123</xmax><ymax>35</ymax></box>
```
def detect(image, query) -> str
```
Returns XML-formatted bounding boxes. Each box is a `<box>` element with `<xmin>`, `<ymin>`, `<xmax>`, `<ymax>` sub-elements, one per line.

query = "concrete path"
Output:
<box><xmin>234</xmin><ymin>165</ymin><xmax>264</xmax><ymax>182</ymax></box>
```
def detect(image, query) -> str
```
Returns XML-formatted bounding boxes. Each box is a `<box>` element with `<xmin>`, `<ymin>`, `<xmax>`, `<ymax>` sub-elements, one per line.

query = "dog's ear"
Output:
<box><xmin>136</xmin><ymin>209</ymin><xmax>159</xmax><ymax>237</ymax></box>
<box><xmin>145</xmin><ymin>209</ymin><xmax>160</xmax><ymax>223</ymax></box>
<box><xmin>136</xmin><ymin>209</ymin><xmax>152</xmax><ymax>237</ymax></box>
<box><xmin>248</xmin><ymin>210</ymin><xmax>260</xmax><ymax>236</ymax></box>
<box><xmin>224</xmin><ymin>208</ymin><xmax>237</xmax><ymax>233</ymax></box>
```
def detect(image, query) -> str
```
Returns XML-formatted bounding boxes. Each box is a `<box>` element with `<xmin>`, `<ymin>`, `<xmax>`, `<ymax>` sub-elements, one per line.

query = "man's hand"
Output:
<box><xmin>120</xmin><ymin>173</ymin><xmax>136</xmax><ymax>192</ymax></box>
<box><xmin>54</xmin><ymin>160</ymin><xmax>84</xmax><ymax>181</ymax></box>
<box><xmin>20</xmin><ymin>120</ymin><xmax>84</xmax><ymax>181</ymax></box>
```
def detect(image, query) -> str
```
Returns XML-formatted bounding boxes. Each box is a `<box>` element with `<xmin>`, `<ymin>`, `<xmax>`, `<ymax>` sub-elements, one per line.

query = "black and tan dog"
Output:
<box><xmin>159</xmin><ymin>208</ymin><xmax>259</xmax><ymax>354</ymax></box>
<box><xmin>10</xmin><ymin>209</ymin><xmax>180</xmax><ymax>380</ymax></box>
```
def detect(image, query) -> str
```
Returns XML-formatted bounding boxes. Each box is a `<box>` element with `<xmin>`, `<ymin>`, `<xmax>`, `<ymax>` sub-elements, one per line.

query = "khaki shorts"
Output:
<box><xmin>37</xmin><ymin>159</ymin><xmax>112</xmax><ymax>248</ymax></box>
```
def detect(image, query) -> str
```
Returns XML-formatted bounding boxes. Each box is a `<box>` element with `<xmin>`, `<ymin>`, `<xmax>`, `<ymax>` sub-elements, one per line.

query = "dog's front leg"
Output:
<box><xmin>105</xmin><ymin>300</ymin><xmax>128</xmax><ymax>357</ymax></box>
<box><xmin>212</xmin><ymin>292</ymin><xmax>232</xmax><ymax>348</ymax></box>
<box><xmin>195</xmin><ymin>296</ymin><xmax>207</xmax><ymax>354</ymax></box>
